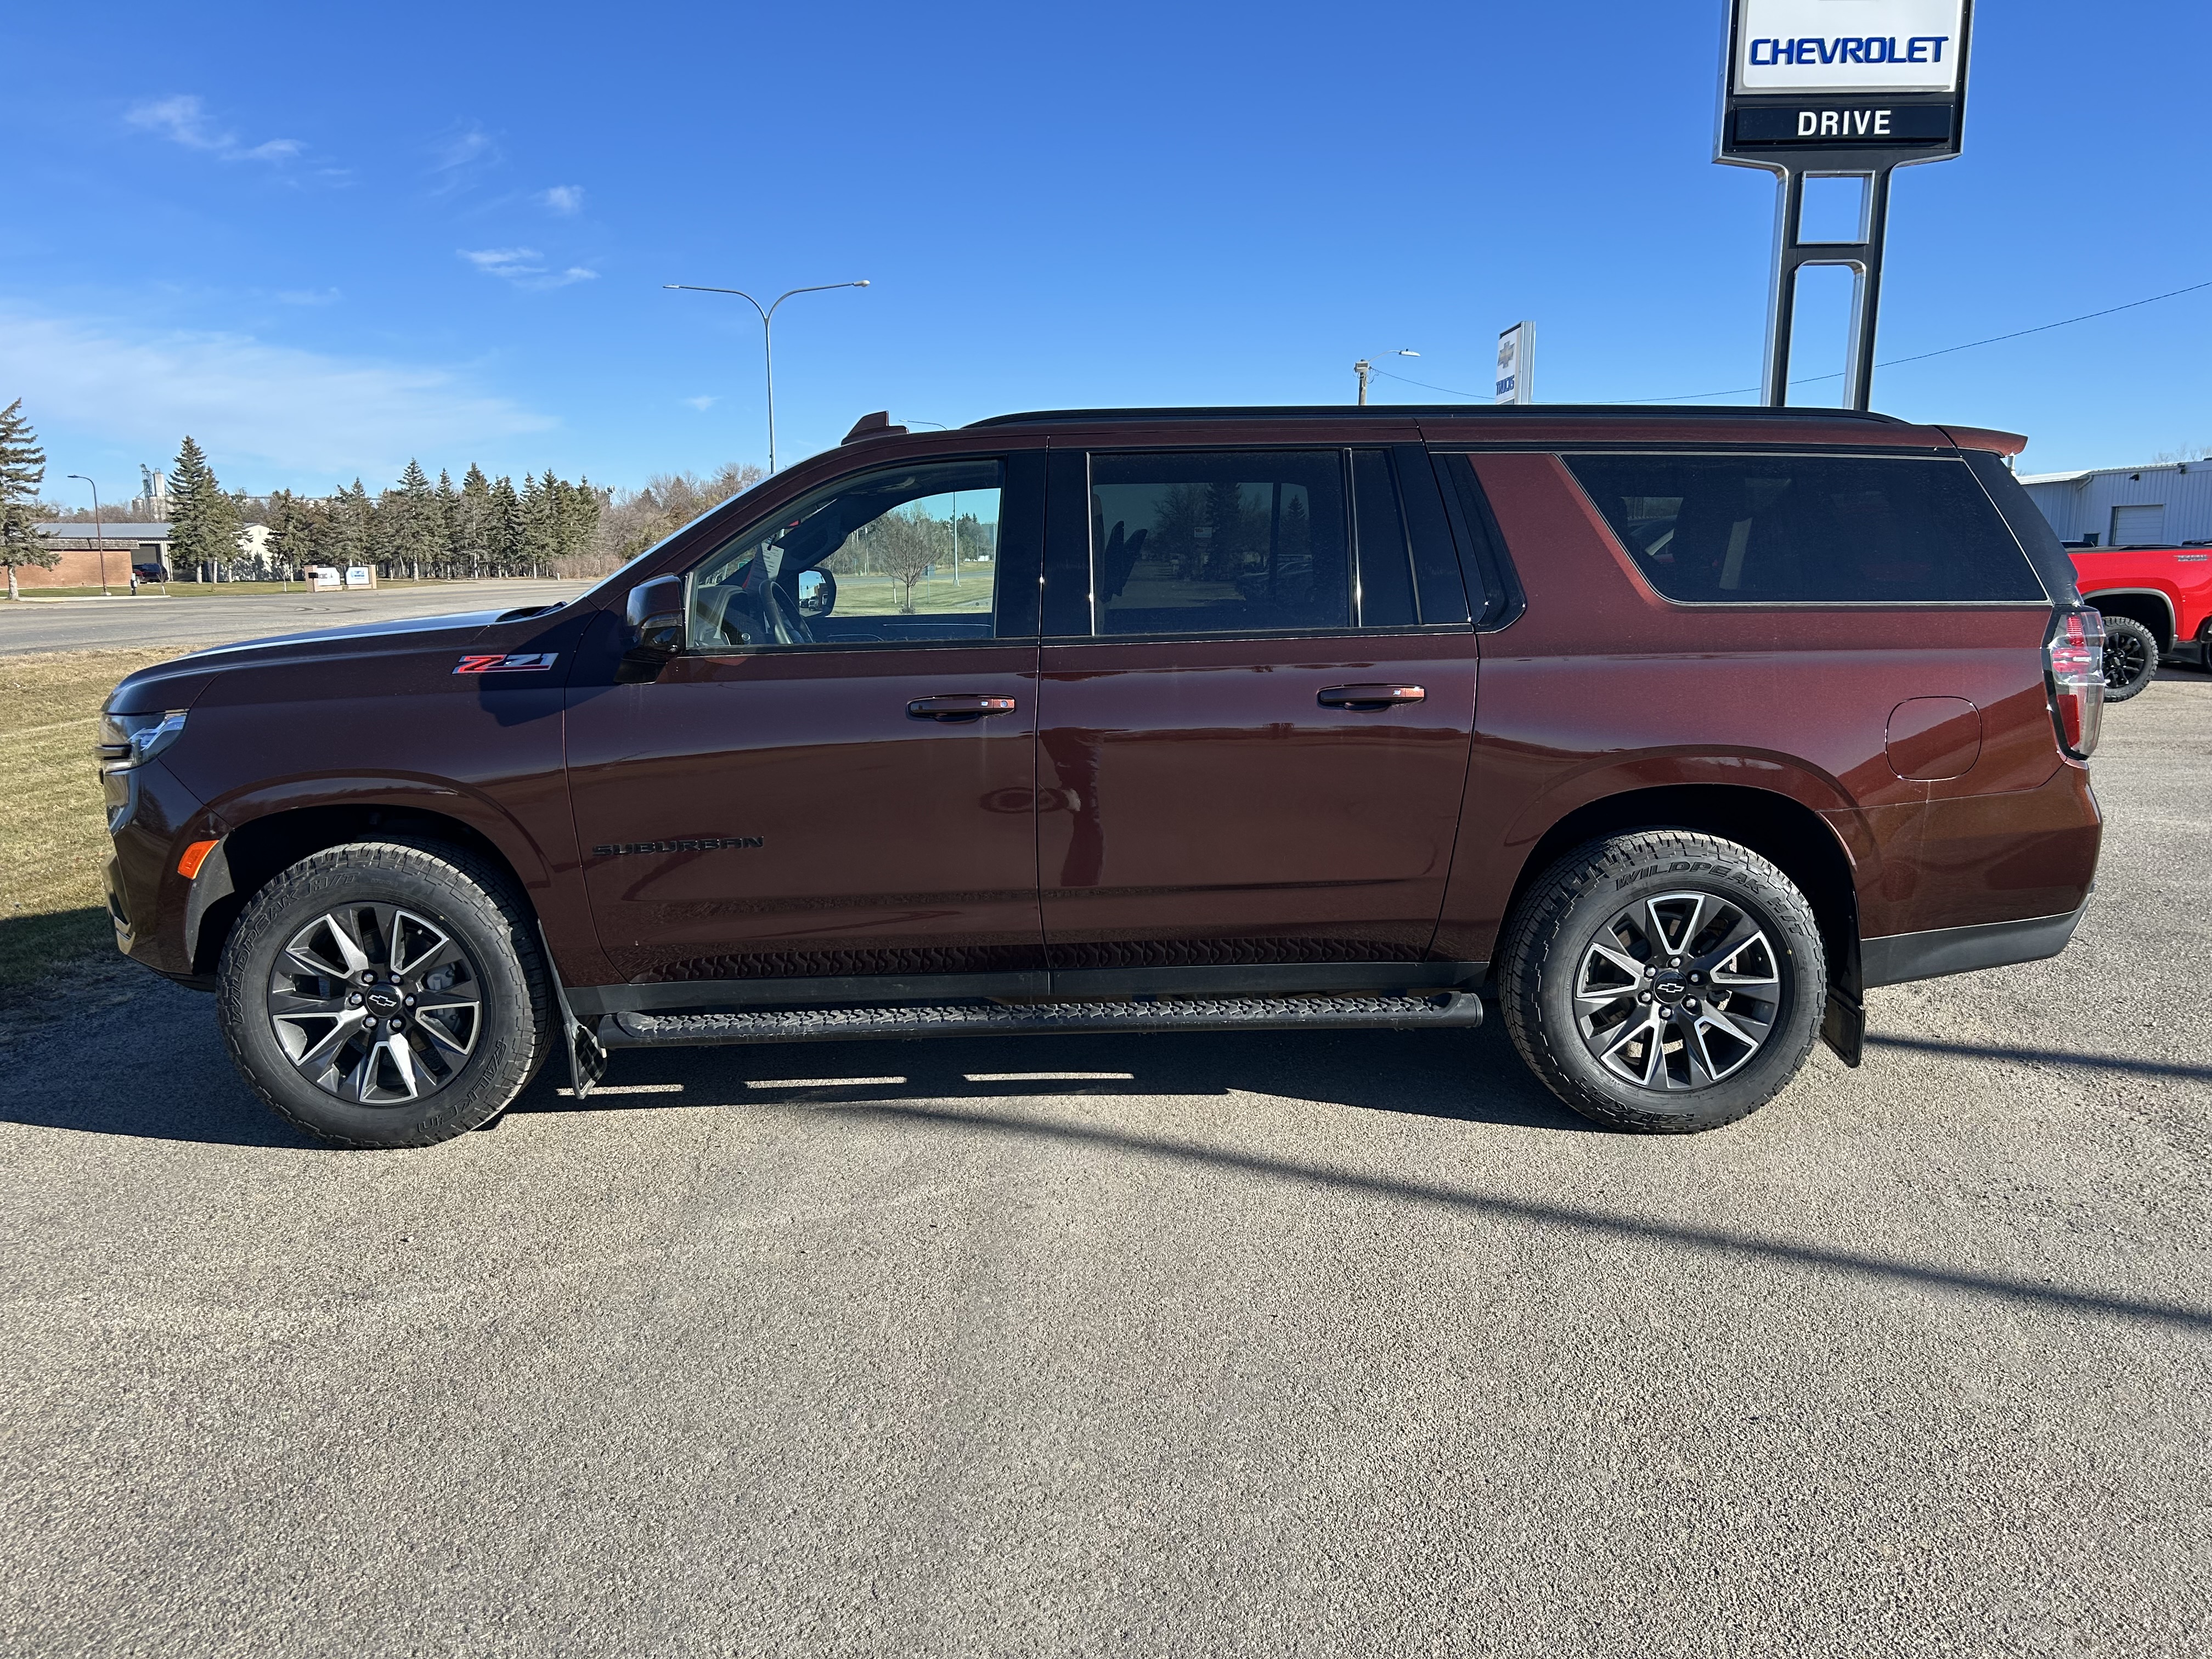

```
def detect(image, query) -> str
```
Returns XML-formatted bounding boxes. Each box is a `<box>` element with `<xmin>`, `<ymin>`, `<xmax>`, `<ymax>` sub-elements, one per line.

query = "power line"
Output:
<box><xmin>1368</xmin><ymin>276</ymin><xmax>2212</xmax><ymax>407</ymax></box>
<box><xmin>1370</xmin><ymin>366</ymin><xmax>1490</xmax><ymax>399</ymax></box>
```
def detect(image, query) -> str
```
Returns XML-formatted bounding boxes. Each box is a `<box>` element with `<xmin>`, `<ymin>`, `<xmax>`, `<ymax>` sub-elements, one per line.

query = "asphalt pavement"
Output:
<box><xmin>0</xmin><ymin>579</ymin><xmax>597</xmax><ymax>656</ymax></box>
<box><xmin>3</xmin><ymin>672</ymin><xmax>2209</xmax><ymax>1658</ymax></box>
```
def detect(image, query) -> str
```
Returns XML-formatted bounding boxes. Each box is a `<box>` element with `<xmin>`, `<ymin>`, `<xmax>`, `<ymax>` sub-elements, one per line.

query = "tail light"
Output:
<box><xmin>2045</xmin><ymin>606</ymin><xmax>2105</xmax><ymax>759</ymax></box>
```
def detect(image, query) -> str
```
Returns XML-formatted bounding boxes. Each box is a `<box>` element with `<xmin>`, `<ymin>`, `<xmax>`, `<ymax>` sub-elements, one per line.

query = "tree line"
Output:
<box><xmin>0</xmin><ymin>393</ymin><xmax>779</xmax><ymax>592</ymax></box>
<box><xmin>165</xmin><ymin>437</ymin><xmax>602</xmax><ymax>582</ymax></box>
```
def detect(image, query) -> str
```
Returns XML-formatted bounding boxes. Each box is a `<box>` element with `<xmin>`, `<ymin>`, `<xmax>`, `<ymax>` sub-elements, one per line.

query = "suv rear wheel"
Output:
<box><xmin>1499</xmin><ymin>831</ymin><xmax>1826</xmax><ymax>1133</ymax></box>
<box><xmin>2099</xmin><ymin>614</ymin><xmax>2160</xmax><ymax>701</ymax></box>
<box><xmin>217</xmin><ymin>838</ymin><xmax>554</xmax><ymax>1148</ymax></box>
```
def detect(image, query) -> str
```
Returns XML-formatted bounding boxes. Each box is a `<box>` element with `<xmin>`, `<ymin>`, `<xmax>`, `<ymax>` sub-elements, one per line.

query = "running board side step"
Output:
<box><xmin>599</xmin><ymin>992</ymin><xmax>1482</xmax><ymax>1049</ymax></box>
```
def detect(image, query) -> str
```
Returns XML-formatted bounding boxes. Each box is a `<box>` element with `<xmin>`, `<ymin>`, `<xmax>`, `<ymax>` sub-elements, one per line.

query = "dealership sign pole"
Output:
<box><xmin>1717</xmin><ymin>0</ymin><xmax>1971</xmax><ymax>409</ymax></box>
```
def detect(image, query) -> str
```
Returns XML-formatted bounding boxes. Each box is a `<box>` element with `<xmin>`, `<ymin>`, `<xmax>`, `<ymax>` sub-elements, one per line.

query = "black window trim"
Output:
<box><xmin>1423</xmin><ymin>449</ymin><xmax>1524</xmax><ymax>633</ymax></box>
<box><xmin>1550</xmin><ymin>447</ymin><xmax>2055</xmax><ymax>613</ymax></box>
<box><xmin>1066</xmin><ymin>444</ymin><xmax>1474</xmax><ymax>645</ymax></box>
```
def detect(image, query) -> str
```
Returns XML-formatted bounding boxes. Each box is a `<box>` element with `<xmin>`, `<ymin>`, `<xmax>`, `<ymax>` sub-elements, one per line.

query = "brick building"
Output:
<box><xmin>15</xmin><ymin>524</ymin><xmax>174</xmax><ymax>590</ymax></box>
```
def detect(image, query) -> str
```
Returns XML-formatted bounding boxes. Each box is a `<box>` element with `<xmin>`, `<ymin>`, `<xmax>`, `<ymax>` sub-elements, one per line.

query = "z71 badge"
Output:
<box><xmin>454</xmin><ymin>652</ymin><xmax>560</xmax><ymax>675</ymax></box>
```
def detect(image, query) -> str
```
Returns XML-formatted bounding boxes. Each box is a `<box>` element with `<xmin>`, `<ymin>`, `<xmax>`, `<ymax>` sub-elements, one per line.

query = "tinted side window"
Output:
<box><xmin>689</xmin><ymin>458</ymin><xmax>1003</xmax><ymax>650</ymax></box>
<box><xmin>1091</xmin><ymin>450</ymin><xmax>1350</xmax><ymax>635</ymax></box>
<box><xmin>1563</xmin><ymin>454</ymin><xmax>2046</xmax><ymax>605</ymax></box>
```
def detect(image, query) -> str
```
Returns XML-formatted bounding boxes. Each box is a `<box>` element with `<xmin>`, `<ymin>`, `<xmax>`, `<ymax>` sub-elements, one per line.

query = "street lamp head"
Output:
<box><xmin>1397</xmin><ymin>349</ymin><xmax>1420</xmax><ymax>357</ymax></box>
<box><xmin>854</xmin><ymin>280</ymin><xmax>870</xmax><ymax>287</ymax></box>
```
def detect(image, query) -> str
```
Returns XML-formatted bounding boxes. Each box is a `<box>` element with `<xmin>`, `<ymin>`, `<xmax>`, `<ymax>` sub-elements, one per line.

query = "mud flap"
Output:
<box><xmin>1821</xmin><ymin>988</ymin><xmax>1864</xmax><ymax>1068</ymax></box>
<box><xmin>538</xmin><ymin>924</ymin><xmax>608</xmax><ymax>1101</ymax></box>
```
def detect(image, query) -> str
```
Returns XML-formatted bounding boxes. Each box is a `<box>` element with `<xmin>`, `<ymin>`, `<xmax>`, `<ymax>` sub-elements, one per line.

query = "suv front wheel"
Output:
<box><xmin>1499</xmin><ymin>831</ymin><xmax>1826</xmax><ymax>1133</ymax></box>
<box><xmin>217</xmin><ymin>838</ymin><xmax>554</xmax><ymax>1148</ymax></box>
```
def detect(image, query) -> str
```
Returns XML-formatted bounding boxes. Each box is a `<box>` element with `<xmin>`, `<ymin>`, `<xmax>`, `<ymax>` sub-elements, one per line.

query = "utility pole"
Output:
<box><xmin>1353</xmin><ymin>349</ymin><xmax>1419</xmax><ymax>405</ymax></box>
<box><xmin>66</xmin><ymin>475</ymin><xmax>107</xmax><ymax>595</ymax></box>
<box><xmin>663</xmin><ymin>280</ymin><xmax>871</xmax><ymax>472</ymax></box>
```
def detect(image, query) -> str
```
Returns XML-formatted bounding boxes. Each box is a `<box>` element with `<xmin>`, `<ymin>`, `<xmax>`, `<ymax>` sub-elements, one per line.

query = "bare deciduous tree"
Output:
<box><xmin>843</xmin><ymin>507</ymin><xmax>954</xmax><ymax>611</ymax></box>
<box><xmin>589</xmin><ymin>462</ymin><xmax>764</xmax><ymax>573</ymax></box>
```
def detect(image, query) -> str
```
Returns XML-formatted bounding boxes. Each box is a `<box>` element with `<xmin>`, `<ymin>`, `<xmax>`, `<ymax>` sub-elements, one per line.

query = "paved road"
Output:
<box><xmin>0</xmin><ymin>579</ymin><xmax>597</xmax><ymax>657</ymax></box>
<box><xmin>3</xmin><ymin>678</ymin><xmax>2209</xmax><ymax>1658</ymax></box>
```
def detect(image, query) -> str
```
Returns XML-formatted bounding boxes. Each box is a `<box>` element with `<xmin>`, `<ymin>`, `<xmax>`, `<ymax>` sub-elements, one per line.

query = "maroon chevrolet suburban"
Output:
<box><xmin>98</xmin><ymin>405</ymin><xmax>2105</xmax><ymax>1146</ymax></box>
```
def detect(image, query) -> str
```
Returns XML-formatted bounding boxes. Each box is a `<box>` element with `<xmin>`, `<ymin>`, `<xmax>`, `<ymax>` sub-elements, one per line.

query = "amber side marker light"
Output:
<box><xmin>177</xmin><ymin>839</ymin><xmax>219</xmax><ymax>879</ymax></box>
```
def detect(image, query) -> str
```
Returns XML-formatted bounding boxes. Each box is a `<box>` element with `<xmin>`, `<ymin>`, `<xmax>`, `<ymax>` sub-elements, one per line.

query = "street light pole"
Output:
<box><xmin>663</xmin><ymin>280</ymin><xmax>871</xmax><ymax>473</ymax></box>
<box><xmin>1352</xmin><ymin>349</ymin><xmax>1420</xmax><ymax>405</ymax></box>
<box><xmin>66</xmin><ymin>475</ymin><xmax>107</xmax><ymax>596</ymax></box>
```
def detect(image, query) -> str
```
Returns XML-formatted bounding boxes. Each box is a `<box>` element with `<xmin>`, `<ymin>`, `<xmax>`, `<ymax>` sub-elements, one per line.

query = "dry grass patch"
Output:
<box><xmin>1</xmin><ymin>649</ymin><xmax>179</xmax><ymax>990</ymax></box>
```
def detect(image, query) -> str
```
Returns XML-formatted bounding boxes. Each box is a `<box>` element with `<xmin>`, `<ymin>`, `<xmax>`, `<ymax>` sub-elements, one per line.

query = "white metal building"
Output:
<box><xmin>2018</xmin><ymin>461</ymin><xmax>2212</xmax><ymax>547</ymax></box>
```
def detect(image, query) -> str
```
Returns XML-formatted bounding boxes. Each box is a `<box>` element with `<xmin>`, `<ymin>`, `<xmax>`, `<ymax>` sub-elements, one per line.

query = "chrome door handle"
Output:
<box><xmin>908</xmin><ymin>695</ymin><xmax>1019</xmax><ymax>721</ymax></box>
<box><xmin>1318</xmin><ymin>684</ymin><xmax>1426</xmax><ymax>709</ymax></box>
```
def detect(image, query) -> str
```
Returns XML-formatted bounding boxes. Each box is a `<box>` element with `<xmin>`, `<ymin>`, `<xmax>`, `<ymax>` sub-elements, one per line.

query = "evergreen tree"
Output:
<box><xmin>379</xmin><ymin>458</ymin><xmax>439</xmax><ymax>578</ymax></box>
<box><xmin>168</xmin><ymin>436</ymin><xmax>242</xmax><ymax>582</ymax></box>
<box><xmin>520</xmin><ymin>471</ymin><xmax>556</xmax><ymax>575</ymax></box>
<box><xmin>487</xmin><ymin>475</ymin><xmax>523</xmax><ymax>575</ymax></box>
<box><xmin>563</xmin><ymin>476</ymin><xmax>604</xmax><ymax>563</ymax></box>
<box><xmin>0</xmin><ymin>398</ymin><xmax>56</xmax><ymax>600</ymax></box>
<box><xmin>326</xmin><ymin>479</ymin><xmax>371</xmax><ymax>568</ymax></box>
<box><xmin>453</xmin><ymin>463</ymin><xmax>493</xmax><ymax>574</ymax></box>
<box><xmin>433</xmin><ymin>469</ymin><xmax>461</xmax><ymax>576</ymax></box>
<box><xmin>267</xmin><ymin>489</ymin><xmax>332</xmax><ymax>573</ymax></box>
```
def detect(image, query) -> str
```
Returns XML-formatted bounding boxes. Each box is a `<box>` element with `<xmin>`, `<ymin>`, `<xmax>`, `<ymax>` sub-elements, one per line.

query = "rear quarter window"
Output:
<box><xmin>1562</xmin><ymin>453</ymin><xmax>2046</xmax><ymax>605</ymax></box>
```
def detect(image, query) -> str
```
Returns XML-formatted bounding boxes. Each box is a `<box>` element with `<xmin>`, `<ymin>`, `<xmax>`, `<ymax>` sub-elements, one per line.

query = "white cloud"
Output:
<box><xmin>0</xmin><ymin>308</ymin><xmax>556</xmax><ymax>480</ymax></box>
<box><xmin>125</xmin><ymin>95</ymin><xmax>303</xmax><ymax>163</ymax></box>
<box><xmin>541</xmin><ymin>185</ymin><xmax>584</xmax><ymax>215</ymax></box>
<box><xmin>459</xmin><ymin>249</ymin><xmax>597</xmax><ymax>290</ymax></box>
<box><xmin>461</xmin><ymin>247</ymin><xmax>539</xmax><ymax>277</ymax></box>
<box><xmin>684</xmin><ymin>396</ymin><xmax>718</xmax><ymax>411</ymax></box>
<box><xmin>427</xmin><ymin>123</ymin><xmax>501</xmax><ymax>194</ymax></box>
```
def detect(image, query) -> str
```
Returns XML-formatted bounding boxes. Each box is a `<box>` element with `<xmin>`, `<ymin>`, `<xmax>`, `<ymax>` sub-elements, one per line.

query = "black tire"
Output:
<box><xmin>217</xmin><ymin>838</ymin><xmax>554</xmax><ymax>1148</ymax></box>
<box><xmin>1498</xmin><ymin>831</ymin><xmax>1826</xmax><ymax>1133</ymax></box>
<box><xmin>2100</xmin><ymin>614</ymin><xmax>2160</xmax><ymax>702</ymax></box>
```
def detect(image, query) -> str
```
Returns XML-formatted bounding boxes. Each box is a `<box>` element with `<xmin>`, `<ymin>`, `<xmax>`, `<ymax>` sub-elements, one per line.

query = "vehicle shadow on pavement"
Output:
<box><xmin>752</xmin><ymin>1092</ymin><xmax>2212</xmax><ymax>1334</ymax></box>
<box><xmin>1865</xmin><ymin>1033</ymin><xmax>2212</xmax><ymax>1083</ymax></box>
<box><xmin>509</xmin><ymin>1019</ymin><xmax>1607</xmax><ymax>1135</ymax></box>
<box><xmin>0</xmin><ymin>1066</ymin><xmax>322</xmax><ymax>1150</ymax></box>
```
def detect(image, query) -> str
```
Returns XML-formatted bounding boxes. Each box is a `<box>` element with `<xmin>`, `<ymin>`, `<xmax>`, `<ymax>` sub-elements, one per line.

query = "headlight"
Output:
<box><xmin>97</xmin><ymin>709</ymin><xmax>188</xmax><ymax>771</ymax></box>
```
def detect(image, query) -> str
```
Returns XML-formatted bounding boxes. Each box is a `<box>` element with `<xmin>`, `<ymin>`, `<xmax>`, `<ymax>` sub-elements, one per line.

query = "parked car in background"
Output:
<box><xmin>2066</xmin><ymin>540</ymin><xmax>2212</xmax><ymax>699</ymax></box>
<box><xmin>97</xmin><ymin>404</ymin><xmax>2105</xmax><ymax>1148</ymax></box>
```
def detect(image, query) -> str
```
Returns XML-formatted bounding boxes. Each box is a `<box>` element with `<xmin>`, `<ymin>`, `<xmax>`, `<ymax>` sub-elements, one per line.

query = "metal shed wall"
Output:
<box><xmin>2021</xmin><ymin>463</ymin><xmax>2212</xmax><ymax>545</ymax></box>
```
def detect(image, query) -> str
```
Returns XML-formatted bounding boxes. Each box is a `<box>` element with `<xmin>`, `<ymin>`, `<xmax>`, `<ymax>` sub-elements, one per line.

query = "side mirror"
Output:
<box><xmin>618</xmin><ymin>575</ymin><xmax>685</xmax><ymax>683</ymax></box>
<box><xmin>794</xmin><ymin>567</ymin><xmax>837</xmax><ymax>618</ymax></box>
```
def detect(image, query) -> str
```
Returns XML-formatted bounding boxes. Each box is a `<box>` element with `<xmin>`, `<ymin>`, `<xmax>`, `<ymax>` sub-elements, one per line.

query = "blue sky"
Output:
<box><xmin>3</xmin><ymin>0</ymin><xmax>2205</xmax><ymax>501</ymax></box>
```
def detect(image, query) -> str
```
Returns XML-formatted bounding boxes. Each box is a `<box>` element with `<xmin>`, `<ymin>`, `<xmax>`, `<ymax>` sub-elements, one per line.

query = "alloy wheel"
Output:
<box><xmin>266</xmin><ymin>904</ymin><xmax>483</xmax><ymax>1105</ymax></box>
<box><xmin>2104</xmin><ymin>631</ymin><xmax>2151</xmax><ymax>692</ymax></box>
<box><xmin>1572</xmin><ymin>890</ymin><xmax>1784</xmax><ymax>1091</ymax></box>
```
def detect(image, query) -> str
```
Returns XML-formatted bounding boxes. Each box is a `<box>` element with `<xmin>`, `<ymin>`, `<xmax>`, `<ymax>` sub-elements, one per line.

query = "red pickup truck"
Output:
<box><xmin>2067</xmin><ymin>543</ymin><xmax>2212</xmax><ymax>699</ymax></box>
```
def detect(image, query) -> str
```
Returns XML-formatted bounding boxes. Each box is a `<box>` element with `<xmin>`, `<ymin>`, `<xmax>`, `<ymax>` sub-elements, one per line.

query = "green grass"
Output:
<box><xmin>0</xmin><ymin>649</ymin><xmax>178</xmax><ymax>994</ymax></box>
<box><xmin>831</xmin><ymin>570</ymin><xmax>995</xmax><ymax>615</ymax></box>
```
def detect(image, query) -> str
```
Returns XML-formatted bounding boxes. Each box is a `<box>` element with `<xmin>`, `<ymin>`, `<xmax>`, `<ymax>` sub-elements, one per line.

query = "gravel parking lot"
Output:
<box><xmin>3</xmin><ymin>671</ymin><xmax>2208</xmax><ymax>1658</ymax></box>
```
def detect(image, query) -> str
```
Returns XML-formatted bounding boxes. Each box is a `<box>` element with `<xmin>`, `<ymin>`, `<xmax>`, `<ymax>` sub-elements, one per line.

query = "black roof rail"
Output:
<box><xmin>965</xmin><ymin>403</ymin><xmax>1911</xmax><ymax>428</ymax></box>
